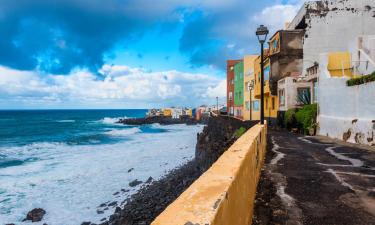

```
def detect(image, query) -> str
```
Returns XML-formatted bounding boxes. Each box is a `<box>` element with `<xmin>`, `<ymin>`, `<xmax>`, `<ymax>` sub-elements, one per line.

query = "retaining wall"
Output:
<box><xmin>152</xmin><ymin>123</ymin><xmax>267</xmax><ymax>225</ymax></box>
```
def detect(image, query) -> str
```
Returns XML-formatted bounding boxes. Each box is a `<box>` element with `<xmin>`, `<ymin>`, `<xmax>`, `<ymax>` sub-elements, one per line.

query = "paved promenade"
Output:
<box><xmin>253</xmin><ymin>130</ymin><xmax>375</xmax><ymax>225</ymax></box>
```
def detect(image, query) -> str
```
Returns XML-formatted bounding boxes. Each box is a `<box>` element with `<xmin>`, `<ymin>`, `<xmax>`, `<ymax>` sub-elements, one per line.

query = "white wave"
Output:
<box><xmin>56</xmin><ymin>120</ymin><xmax>75</xmax><ymax>123</ymax></box>
<box><xmin>105</xmin><ymin>127</ymin><xmax>141</xmax><ymax>136</ymax></box>
<box><xmin>0</xmin><ymin>124</ymin><xmax>203</xmax><ymax>225</ymax></box>
<box><xmin>100</xmin><ymin>117</ymin><xmax>127</xmax><ymax>125</ymax></box>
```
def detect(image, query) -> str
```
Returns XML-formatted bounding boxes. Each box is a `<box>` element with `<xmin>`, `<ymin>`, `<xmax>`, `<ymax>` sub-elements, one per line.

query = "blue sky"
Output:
<box><xmin>0</xmin><ymin>0</ymin><xmax>304</xmax><ymax>109</ymax></box>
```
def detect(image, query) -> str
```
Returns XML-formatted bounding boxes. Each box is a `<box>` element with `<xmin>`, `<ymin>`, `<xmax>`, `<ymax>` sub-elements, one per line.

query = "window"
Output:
<box><xmin>297</xmin><ymin>88</ymin><xmax>311</xmax><ymax>105</ymax></box>
<box><xmin>272</xmin><ymin>39</ymin><xmax>278</xmax><ymax>51</ymax></box>
<box><xmin>264</xmin><ymin>65</ymin><xmax>270</xmax><ymax>81</ymax></box>
<box><xmin>266</xmin><ymin>98</ymin><xmax>268</xmax><ymax>109</ymax></box>
<box><xmin>246</xmin><ymin>101</ymin><xmax>250</xmax><ymax>111</ymax></box>
<box><xmin>229</xmin><ymin>92</ymin><xmax>233</xmax><ymax>100</ymax></box>
<box><xmin>279</xmin><ymin>89</ymin><xmax>285</xmax><ymax>106</ymax></box>
<box><xmin>253</xmin><ymin>100</ymin><xmax>260</xmax><ymax>111</ymax></box>
<box><xmin>272</xmin><ymin>97</ymin><xmax>275</xmax><ymax>110</ymax></box>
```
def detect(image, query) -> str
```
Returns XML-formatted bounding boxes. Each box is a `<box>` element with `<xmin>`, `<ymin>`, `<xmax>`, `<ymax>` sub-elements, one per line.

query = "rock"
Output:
<box><xmin>146</xmin><ymin>177</ymin><xmax>153</xmax><ymax>183</ymax></box>
<box><xmin>99</xmin><ymin>203</ymin><xmax>107</xmax><ymax>207</ymax></box>
<box><xmin>113</xmin><ymin>191</ymin><xmax>120</xmax><ymax>196</ymax></box>
<box><xmin>81</xmin><ymin>222</ymin><xmax>91</xmax><ymax>225</ymax></box>
<box><xmin>23</xmin><ymin>208</ymin><xmax>46</xmax><ymax>222</ymax></box>
<box><xmin>129</xmin><ymin>179</ymin><xmax>142</xmax><ymax>187</ymax></box>
<box><xmin>121</xmin><ymin>189</ymin><xmax>129</xmax><ymax>192</ymax></box>
<box><xmin>100</xmin><ymin>218</ymin><xmax>106</xmax><ymax>222</ymax></box>
<box><xmin>108</xmin><ymin>201</ymin><xmax>117</xmax><ymax>207</ymax></box>
<box><xmin>127</xmin><ymin>168</ymin><xmax>134</xmax><ymax>173</ymax></box>
<box><xmin>97</xmin><ymin>210</ymin><xmax>104</xmax><ymax>214</ymax></box>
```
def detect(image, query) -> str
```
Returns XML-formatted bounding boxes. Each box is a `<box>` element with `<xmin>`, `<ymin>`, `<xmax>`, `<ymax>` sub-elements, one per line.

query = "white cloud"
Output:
<box><xmin>252</xmin><ymin>4</ymin><xmax>301</xmax><ymax>32</ymax></box>
<box><xmin>0</xmin><ymin>65</ymin><xmax>223</xmax><ymax>108</ymax></box>
<box><xmin>206</xmin><ymin>79</ymin><xmax>226</xmax><ymax>98</ymax></box>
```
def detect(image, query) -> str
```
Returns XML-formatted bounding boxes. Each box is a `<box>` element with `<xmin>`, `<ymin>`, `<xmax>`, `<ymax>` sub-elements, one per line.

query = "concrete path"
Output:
<box><xmin>252</xmin><ymin>130</ymin><xmax>375</xmax><ymax>225</ymax></box>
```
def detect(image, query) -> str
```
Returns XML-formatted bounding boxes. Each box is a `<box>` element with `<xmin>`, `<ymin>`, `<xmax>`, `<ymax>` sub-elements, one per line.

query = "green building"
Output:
<box><xmin>234</xmin><ymin>61</ymin><xmax>244</xmax><ymax>118</ymax></box>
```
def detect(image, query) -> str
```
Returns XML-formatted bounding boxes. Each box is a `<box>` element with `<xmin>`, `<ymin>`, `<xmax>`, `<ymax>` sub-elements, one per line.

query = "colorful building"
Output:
<box><xmin>254</xmin><ymin>52</ymin><xmax>278</xmax><ymax>125</ymax></box>
<box><xmin>243</xmin><ymin>55</ymin><xmax>260</xmax><ymax>121</ymax></box>
<box><xmin>234</xmin><ymin>61</ymin><xmax>244</xmax><ymax>119</ymax></box>
<box><xmin>226</xmin><ymin>60</ymin><xmax>242</xmax><ymax>116</ymax></box>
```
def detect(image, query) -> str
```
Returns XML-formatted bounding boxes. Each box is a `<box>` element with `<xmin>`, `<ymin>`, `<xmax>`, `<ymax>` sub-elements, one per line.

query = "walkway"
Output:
<box><xmin>253</xmin><ymin>130</ymin><xmax>375</xmax><ymax>225</ymax></box>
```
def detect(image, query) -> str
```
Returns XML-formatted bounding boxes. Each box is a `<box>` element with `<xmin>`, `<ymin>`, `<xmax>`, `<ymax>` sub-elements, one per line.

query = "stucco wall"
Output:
<box><xmin>289</xmin><ymin>0</ymin><xmax>375</xmax><ymax>76</ymax></box>
<box><xmin>152</xmin><ymin>123</ymin><xmax>267</xmax><ymax>225</ymax></box>
<box><xmin>243</xmin><ymin>55</ymin><xmax>259</xmax><ymax>121</ymax></box>
<box><xmin>318</xmin><ymin>53</ymin><xmax>375</xmax><ymax>146</ymax></box>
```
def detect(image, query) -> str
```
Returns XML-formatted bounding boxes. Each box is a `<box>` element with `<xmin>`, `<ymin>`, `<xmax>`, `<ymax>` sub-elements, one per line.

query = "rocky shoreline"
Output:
<box><xmin>90</xmin><ymin>116</ymin><xmax>257</xmax><ymax>225</ymax></box>
<box><xmin>118</xmin><ymin>116</ymin><xmax>198</xmax><ymax>126</ymax></box>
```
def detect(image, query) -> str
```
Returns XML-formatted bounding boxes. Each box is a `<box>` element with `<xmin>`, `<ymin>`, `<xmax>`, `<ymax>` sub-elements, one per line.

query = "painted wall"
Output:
<box><xmin>318</xmin><ymin>53</ymin><xmax>375</xmax><ymax>146</ymax></box>
<box><xmin>243</xmin><ymin>55</ymin><xmax>259</xmax><ymax>121</ymax></box>
<box><xmin>288</xmin><ymin>0</ymin><xmax>375</xmax><ymax>76</ymax></box>
<box><xmin>234</xmin><ymin>61</ymin><xmax>244</xmax><ymax>118</ymax></box>
<box><xmin>152</xmin><ymin>123</ymin><xmax>267</xmax><ymax>225</ymax></box>
<box><xmin>227</xmin><ymin>60</ymin><xmax>242</xmax><ymax>116</ymax></box>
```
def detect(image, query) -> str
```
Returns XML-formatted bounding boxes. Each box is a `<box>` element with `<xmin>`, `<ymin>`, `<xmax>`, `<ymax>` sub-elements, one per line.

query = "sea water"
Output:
<box><xmin>0</xmin><ymin>110</ymin><xmax>203</xmax><ymax>225</ymax></box>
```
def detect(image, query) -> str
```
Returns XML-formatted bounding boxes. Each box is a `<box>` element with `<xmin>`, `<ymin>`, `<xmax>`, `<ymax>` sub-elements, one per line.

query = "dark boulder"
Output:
<box><xmin>23</xmin><ymin>208</ymin><xmax>46</xmax><ymax>222</ymax></box>
<box><xmin>129</xmin><ymin>179</ymin><xmax>142</xmax><ymax>187</ymax></box>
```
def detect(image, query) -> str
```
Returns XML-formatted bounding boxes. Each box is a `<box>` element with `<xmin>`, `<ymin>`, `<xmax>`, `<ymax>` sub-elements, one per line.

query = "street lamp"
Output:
<box><xmin>256</xmin><ymin>25</ymin><xmax>269</xmax><ymax>125</ymax></box>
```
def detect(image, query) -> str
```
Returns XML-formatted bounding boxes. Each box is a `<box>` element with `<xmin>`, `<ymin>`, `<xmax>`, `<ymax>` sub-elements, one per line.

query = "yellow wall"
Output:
<box><xmin>186</xmin><ymin>109</ymin><xmax>193</xmax><ymax>117</ymax></box>
<box><xmin>163</xmin><ymin>108</ymin><xmax>172</xmax><ymax>117</ymax></box>
<box><xmin>327</xmin><ymin>52</ymin><xmax>353</xmax><ymax>77</ymax></box>
<box><xmin>243</xmin><ymin>55</ymin><xmax>260</xmax><ymax>121</ymax></box>
<box><xmin>152</xmin><ymin>123</ymin><xmax>267</xmax><ymax>225</ymax></box>
<box><xmin>254</xmin><ymin>55</ymin><xmax>277</xmax><ymax>120</ymax></box>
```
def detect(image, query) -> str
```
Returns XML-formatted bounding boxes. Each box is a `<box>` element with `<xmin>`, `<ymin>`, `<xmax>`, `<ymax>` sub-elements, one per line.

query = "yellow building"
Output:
<box><xmin>185</xmin><ymin>109</ymin><xmax>193</xmax><ymax>117</ymax></box>
<box><xmin>254</xmin><ymin>53</ymin><xmax>278</xmax><ymax>125</ymax></box>
<box><xmin>243</xmin><ymin>55</ymin><xmax>260</xmax><ymax>121</ymax></box>
<box><xmin>163</xmin><ymin>108</ymin><xmax>172</xmax><ymax>117</ymax></box>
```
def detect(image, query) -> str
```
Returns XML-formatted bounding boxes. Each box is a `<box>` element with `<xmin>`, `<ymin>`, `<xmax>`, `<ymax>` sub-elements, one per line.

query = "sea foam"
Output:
<box><xmin>0</xmin><ymin>124</ymin><xmax>203</xmax><ymax>225</ymax></box>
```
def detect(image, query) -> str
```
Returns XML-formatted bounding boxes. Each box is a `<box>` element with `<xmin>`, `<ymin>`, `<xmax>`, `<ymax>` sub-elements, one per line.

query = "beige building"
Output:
<box><xmin>243</xmin><ymin>55</ymin><xmax>260</xmax><ymax>121</ymax></box>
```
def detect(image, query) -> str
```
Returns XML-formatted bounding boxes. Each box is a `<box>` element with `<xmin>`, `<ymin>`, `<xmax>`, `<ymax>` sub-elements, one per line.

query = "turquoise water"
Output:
<box><xmin>0</xmin><ymin>110</ymin><xmax>203</xmax><ymax>224</ymax></box>
<box><xmin>0</xmin><ymin>109</ymin><xmax>147</xmax><ymax>147</ymax></box>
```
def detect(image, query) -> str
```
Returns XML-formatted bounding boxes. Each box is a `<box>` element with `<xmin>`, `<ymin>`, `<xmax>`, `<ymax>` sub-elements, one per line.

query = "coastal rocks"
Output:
<box><xmin>129</xmin><ymin>179</ymin><xmax>142</xmax><ymax>187</ymax></box>
<box><xmin>195</xmin><ymin>116</ymin><xmax>257</xmax><ymax>170</ymax></box>
<box><xmin>146</xmin><ymin>176</ymin><xmax>153</xmax><ymax>183</ymax></box>
<box><xmin>127</xmin><ymin>168</ymin><xmax>134</xmax><ymax>173</ymax></box>
<box><xmin>23</xmin><ymin>208</ymin><xmax>46</xmax><ymax>222</ymax></box>
<box><xmin>118</xmin><ymin>116</ymin><xmax>198</xmax><ymax>126</ymax></box>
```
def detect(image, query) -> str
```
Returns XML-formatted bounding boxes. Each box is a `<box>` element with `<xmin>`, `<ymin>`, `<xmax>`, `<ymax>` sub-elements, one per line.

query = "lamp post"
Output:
<box><xmin>256</xmin><ymin>25</ymin><xmax>269</xmax><ymax>125</ymax></box>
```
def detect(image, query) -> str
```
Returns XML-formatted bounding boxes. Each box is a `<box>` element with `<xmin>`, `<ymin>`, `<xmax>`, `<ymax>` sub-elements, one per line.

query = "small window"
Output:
<box><xmin>272</xmin><ymin>97</ymin><xmax>275</xmax><ymax>110</ymax></box>
<box><xmin>266</xmin><ymin>98</ymin><xmax>268</xmax><ymax>109</ymax></box>
<box><xmin>253</xmin><ymin>100</ymin><xmax>260</xmax><ymax>111</ymax></box>
<box><xmin>279</xmin><ymin>89</ymin><xmax>285</xmax><ymax>106</ymax></box>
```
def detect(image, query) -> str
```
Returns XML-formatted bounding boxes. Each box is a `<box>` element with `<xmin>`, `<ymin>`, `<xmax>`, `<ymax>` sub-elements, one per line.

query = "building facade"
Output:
<box><xmin>254</xmin><ymin>53</ymin><xmax>279</xmax><ymax>125</ymax></box>
<box><xmin>227</xmin><ymin>60</ymin><xmax>242</xmax><ymax>116</ymax></box>
<box><xmin>243</xmin><ymin>55</ymin><xmax>260</xmax><ymax>121</ymax></box>
<box><xmin>234</xmin><ymin>61</ymin><xmax>244</xmax><ymax>119</ymax></box>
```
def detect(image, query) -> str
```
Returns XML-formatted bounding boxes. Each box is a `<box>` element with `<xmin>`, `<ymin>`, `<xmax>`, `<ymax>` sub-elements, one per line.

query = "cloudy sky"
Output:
<box><xmin>0</xmin><ymin>0</ymin><xmax>305</xmax><ymax>109</ymax></box>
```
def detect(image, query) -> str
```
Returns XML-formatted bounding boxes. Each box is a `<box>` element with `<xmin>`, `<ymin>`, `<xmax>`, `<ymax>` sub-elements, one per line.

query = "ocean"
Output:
<box><xmin>0</xmin><ymin>110</ymin><xmax>204</xmax><ymax>225</ymax></box>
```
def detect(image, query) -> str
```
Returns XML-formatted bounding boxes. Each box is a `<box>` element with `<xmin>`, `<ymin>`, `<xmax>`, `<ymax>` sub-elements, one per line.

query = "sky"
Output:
<box><xmin>0</xmin><ymin>0</ymin><xmax>305</xmax><ymax>109</ymax></box>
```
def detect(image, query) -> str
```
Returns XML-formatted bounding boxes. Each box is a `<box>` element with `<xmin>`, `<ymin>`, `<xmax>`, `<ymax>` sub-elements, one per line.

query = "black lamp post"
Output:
<box><xmin>256</xmin><ymin>25</ymin><xmax>269</xmax><ymax>125</ymax></box>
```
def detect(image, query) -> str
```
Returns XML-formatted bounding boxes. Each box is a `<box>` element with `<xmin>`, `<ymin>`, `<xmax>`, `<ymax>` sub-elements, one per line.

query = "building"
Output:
<box><xmin>254</xmin><ymin>52</ymin><xmax>278</xmax><ymax>125</ymax></box>
<box><xmin>287</xmin><ymin>0</ymin><xmax>375</xmax><ymax>76</ymax></box>
<box><xmin>243</xmin><ymin>55</ymin><xmax>260</xmax><ymax>121</ymax></box>
<box><xmin>318</xmin><ymin>35</ymin><xmax>375</xmax><ymax>146</ymax></box>
<box><xmin>234</xmin><ymin>61</ymin><xmax>244</xmax><ymax>119</ymax></box>
<box><xmin>227</xmin><ymin>60</ymin><xmax>242</xmax><ymax>116</ymax></box>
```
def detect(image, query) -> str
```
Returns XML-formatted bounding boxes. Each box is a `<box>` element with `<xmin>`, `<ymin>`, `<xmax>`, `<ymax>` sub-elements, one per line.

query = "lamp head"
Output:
<box><xmin>256</xmin><ymin>25</ymin><xmax>269</xmax><ymax>44</ymax></box>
